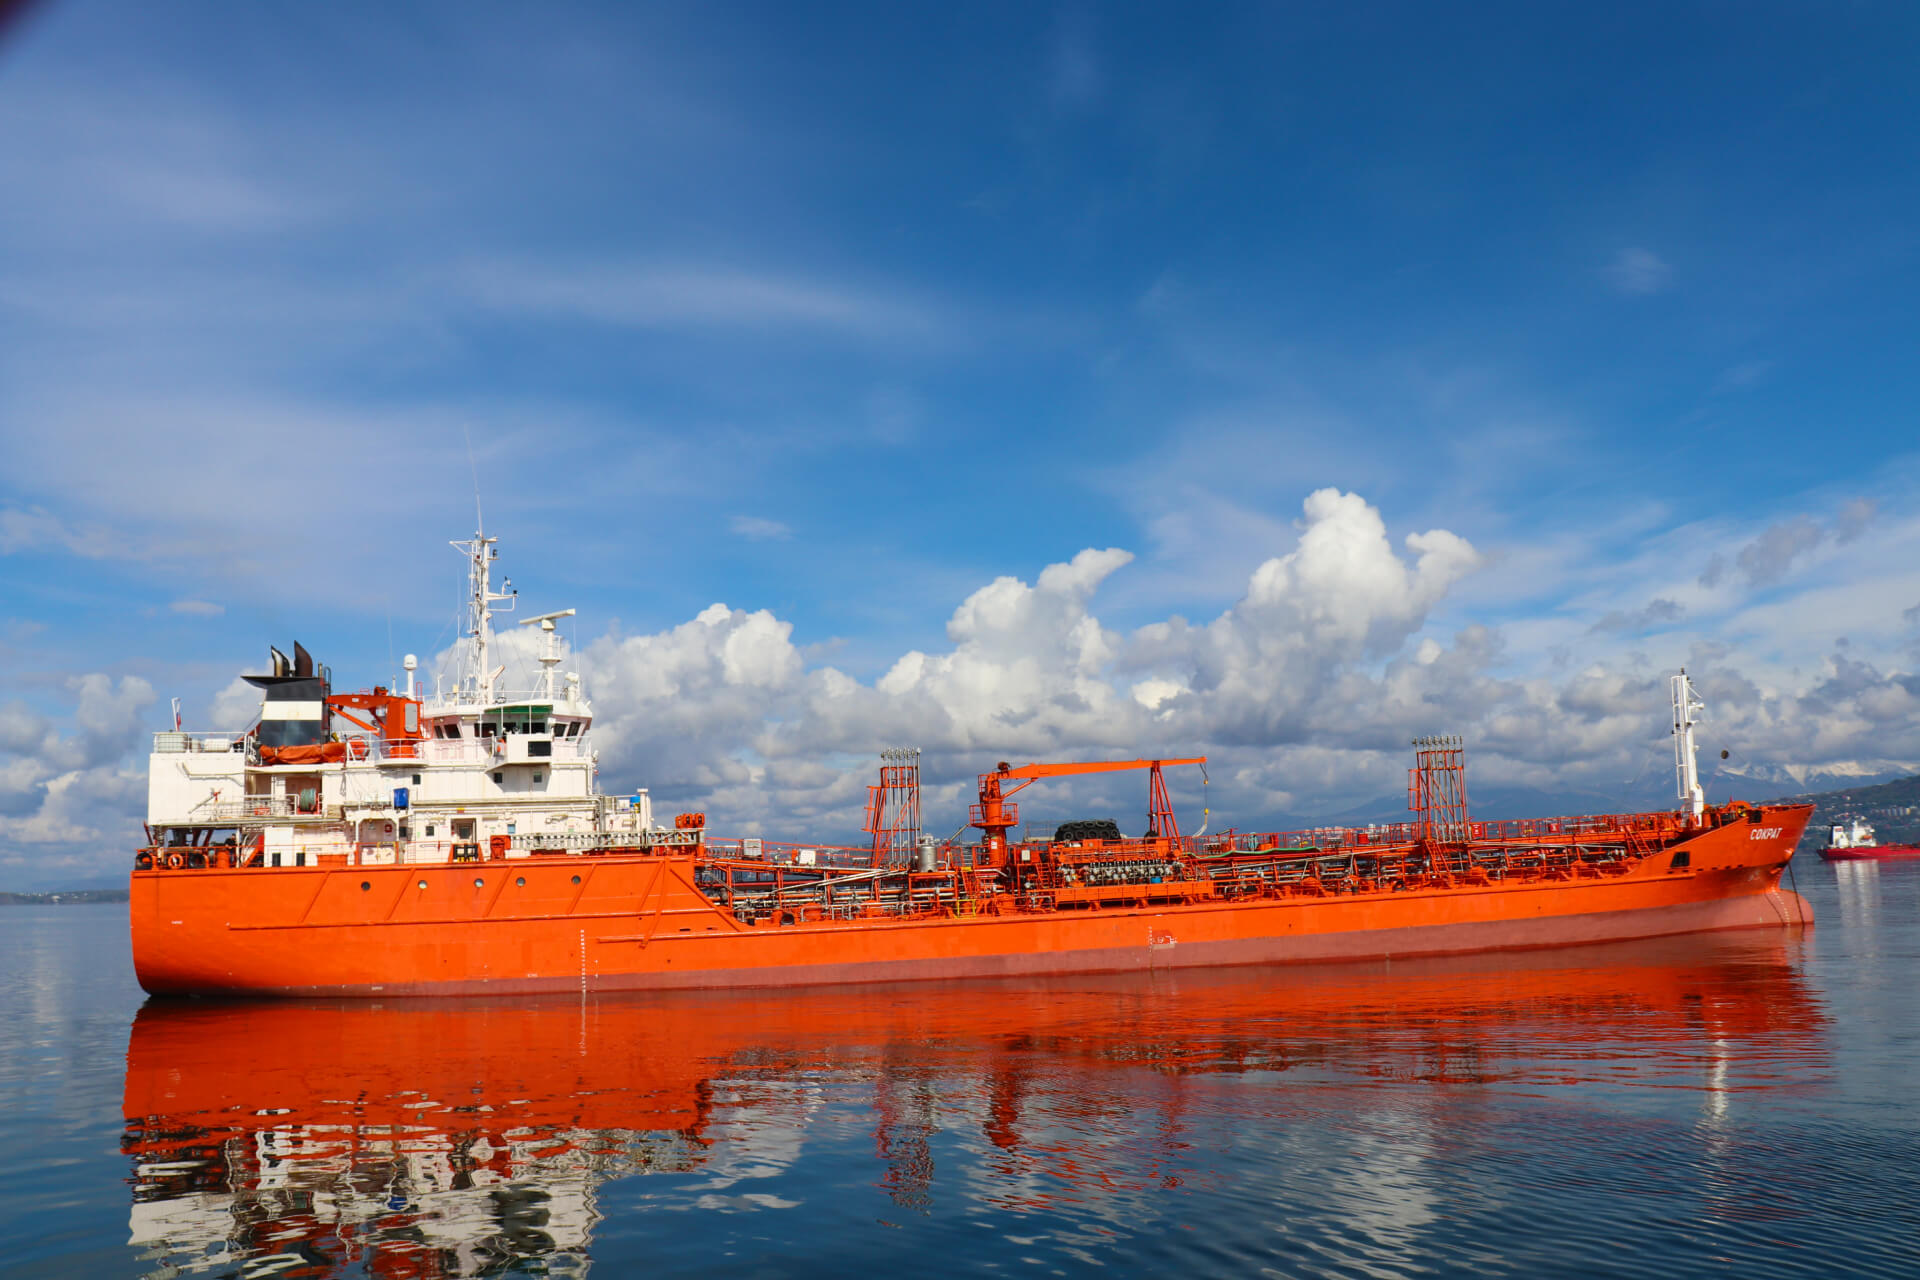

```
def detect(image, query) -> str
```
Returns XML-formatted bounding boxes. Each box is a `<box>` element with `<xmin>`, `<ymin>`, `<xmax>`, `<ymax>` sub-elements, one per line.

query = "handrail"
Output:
<box><xmin>155</xmin><ymin>729</ymin><xmax>590</xmax><ymax>764</ymax></box>
<box><xmin>196</xmin><ymin>797</ymin><xmax>338</xmax><ymax>821</ymax></box>
<box><xmin>1203</xmin><ymin>809</ymin><xmax>1692</xmax><ymax>854</ymax></box>
<box><xmin>151</xmin><ymin>731</ymin><xmax>249</xmax><ymax>754</ymax></box>
<box><xmin>704</xmin><ymin>838</ymin><xmax>883</xmax><ymax>869</ymax></box>
<box><xmin>419</xmin><ymin>690</ymin><xmax>593</xmax><ymax>714</ymax></box>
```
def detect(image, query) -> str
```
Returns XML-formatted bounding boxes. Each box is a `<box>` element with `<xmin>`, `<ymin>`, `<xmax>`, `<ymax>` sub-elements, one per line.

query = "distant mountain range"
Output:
<box><xmin>1721</xmin><ymin>760</ymin><xmax>1920</xmax><ymax>791</ymax></box>
<box><xmin>0</xmin><ymin>888</ymin><xmax>128</xmax><ymax>905</ymax></box>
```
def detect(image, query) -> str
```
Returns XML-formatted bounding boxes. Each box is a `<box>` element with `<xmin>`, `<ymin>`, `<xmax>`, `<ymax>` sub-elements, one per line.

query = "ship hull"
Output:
<box><xmin>1819</xmin><ymin>844</ymin><xmax>1920</xmax><ymax>861</ymax></box>
<box><xmin>131</xmin><ymin>807</ymin><xmax>1812</xmax><ymax>997</ymax></box>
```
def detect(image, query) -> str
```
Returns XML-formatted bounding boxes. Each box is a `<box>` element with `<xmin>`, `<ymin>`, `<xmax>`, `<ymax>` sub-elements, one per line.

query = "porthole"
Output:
<box><xmin>361</xmin><ymin>881</ymin><xmax>371</xmax><ymax>892</ymax></box>
<box><xmin>417</xmin><ymin>879</ymin><xmax>428</xmax><ymax>890</ymax></box>
<box><xmin>516</xmin><ymin>876</ymin><xmax>526</xmax><ymax>887</ymax></box>
<box><xmin>571</xmin><ymin>875</ymin><xmax>581</xmax><ymax>885</ymax></box>
<box><xmin>474</xmin><ymin>877</ymin><xmax>485</xmax><ymax>888</ymax></box>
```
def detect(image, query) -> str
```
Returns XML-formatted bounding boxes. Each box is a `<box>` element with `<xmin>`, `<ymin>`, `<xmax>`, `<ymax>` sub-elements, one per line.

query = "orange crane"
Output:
<box><xmin>970</xmin><ymin>757</ymin><xmax>1207</xmax><ymax>856</ymax></box>
<box><xmin>326</xmin><ymin>688</ymin><xmax>427</xmax><ymax>758</ymax></box>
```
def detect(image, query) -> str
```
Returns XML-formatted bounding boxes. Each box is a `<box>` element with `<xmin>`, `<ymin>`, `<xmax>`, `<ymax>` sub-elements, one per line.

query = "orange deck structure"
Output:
<box><xmin>130</xmin><ymin>783</ymin><xmax>1812</xmax><ymax>996</ymax></box>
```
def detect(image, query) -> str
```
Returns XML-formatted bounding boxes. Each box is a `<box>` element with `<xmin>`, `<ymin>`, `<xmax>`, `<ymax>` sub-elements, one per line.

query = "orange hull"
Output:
<box><xmin>130</xmin><ymin>804</ymin><xmax>1813</xmax><ymax>996</ymax></box>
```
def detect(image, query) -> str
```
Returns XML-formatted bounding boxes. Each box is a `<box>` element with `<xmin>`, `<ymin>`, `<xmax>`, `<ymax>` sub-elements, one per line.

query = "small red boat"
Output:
<box><xmin>1819</xmin><ymin>818</ymin><xmax>1920</xmax><ymax>861</ymax></box>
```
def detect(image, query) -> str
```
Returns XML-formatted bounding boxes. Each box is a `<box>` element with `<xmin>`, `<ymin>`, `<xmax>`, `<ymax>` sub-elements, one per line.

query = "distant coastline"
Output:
<box><xmin>0</xmin><ymin>889</ymin><xmax>129</xmax><ymax>905</ymax></box>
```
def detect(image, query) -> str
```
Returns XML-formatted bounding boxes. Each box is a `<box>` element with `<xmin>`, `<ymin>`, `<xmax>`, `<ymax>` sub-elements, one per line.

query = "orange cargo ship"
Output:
<box><xmin>129</xmin><ymin>531</ymin><xmax>1812</xmax><ymax>997</ymax></box>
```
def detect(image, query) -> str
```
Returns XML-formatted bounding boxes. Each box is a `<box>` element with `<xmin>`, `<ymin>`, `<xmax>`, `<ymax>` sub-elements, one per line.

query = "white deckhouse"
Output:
<box><xmin>143</xmin><ymin>530</ymin><xmax>656</xmax><ymax>870</ymax></box>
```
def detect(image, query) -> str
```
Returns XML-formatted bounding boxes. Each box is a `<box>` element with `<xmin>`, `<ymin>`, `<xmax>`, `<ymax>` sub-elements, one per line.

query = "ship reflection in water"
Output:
<box><xmin>122</xmin><ymin>934</ymin><xmax>1828</xmax><ymax>1278</ymax></box>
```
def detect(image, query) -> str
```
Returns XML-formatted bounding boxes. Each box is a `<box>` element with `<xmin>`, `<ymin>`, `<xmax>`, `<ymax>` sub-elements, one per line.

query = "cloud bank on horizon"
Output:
<box><xmin>1</xmin><ymin>2</ymin><xmax>1918</xmax><ymax>884</ymax></box>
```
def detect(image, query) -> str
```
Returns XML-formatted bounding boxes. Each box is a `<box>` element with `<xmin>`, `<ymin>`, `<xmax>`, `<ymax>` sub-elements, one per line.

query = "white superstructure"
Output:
<box><xmin>1826</xmin><ymin>817</ymin><xmax>1877</xmax><ymax>850</ymax></box>
<box><xmin>145</xmin><ymin>528</ymin><xmax>656</xmax><ymax>869</ymax></box>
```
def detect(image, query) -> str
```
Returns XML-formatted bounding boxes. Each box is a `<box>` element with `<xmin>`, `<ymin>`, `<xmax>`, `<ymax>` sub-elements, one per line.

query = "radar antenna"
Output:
<box><xmin>518</xmin><ymin>609</ymin><xmax>577</xmax><ymax>701</ymax></box>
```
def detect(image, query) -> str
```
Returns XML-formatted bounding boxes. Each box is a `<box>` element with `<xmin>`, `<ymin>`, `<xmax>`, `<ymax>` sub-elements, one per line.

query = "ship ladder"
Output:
<box><xmin>633</xmin><ymin>861</ymin><xmax>670</xmax><ymax>949</ymax></box>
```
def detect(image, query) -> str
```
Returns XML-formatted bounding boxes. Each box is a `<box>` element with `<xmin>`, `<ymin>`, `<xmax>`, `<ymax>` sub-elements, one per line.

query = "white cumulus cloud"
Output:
<box><xmin>0</xmin><ymin>675</ymin><xmax>156</xmax><ymax>881</ymax></box>
<box><xmin>14</xmin><ymin>489</ymin><xmax>1919</xmax><ymax>886</ymax></box>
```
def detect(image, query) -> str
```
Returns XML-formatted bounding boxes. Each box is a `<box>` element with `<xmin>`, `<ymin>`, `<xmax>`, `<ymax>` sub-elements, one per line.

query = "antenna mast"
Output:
<box><xmin>1671</xmin><ymin>669</ymin><xmax>1706</xmax><ymax>822</ymax></box>
<box><xmin>451</xmin><ymin>525</ymin><xmax>515</xmax><ymax>704</ymax></box>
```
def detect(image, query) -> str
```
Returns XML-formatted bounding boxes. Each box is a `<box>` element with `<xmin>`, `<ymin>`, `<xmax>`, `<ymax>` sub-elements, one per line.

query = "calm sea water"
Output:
<box><xmin>1</xmin><ymin>861</ymin><xmax>1916</xmax><ymax>1279</ymax></box>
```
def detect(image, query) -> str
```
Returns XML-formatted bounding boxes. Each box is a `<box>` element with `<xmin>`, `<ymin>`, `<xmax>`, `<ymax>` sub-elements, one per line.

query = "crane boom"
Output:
<box><xmin>994</xmin><ymin>757</ymin><xmax>1206</xmax><ymax>784</ymax></box>
<box><xmin>971</xmin><ymin>756</ymin><xmax>1208</xmax><ymax>855</ymax></box>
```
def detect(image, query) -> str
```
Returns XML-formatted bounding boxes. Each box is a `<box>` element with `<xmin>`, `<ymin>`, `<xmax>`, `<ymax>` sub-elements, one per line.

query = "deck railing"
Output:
<box><xmin>156</xmin><ymin>731</ymin><xmax>589</xmax><ymax>767</ymax></box>
<box><xmin>195</xmin><ymin>797</ymin><xmax>337</xmax><ymax>821</ymax></box>
<box><xmin>703</xmin><ymin>838</ymin><xmax>882</xmax><ymax>868</ymax></box>
<box><xmin>151</xmin><ymin>731</ymin><xmax>249</xmax><ymax>754</ymax></box>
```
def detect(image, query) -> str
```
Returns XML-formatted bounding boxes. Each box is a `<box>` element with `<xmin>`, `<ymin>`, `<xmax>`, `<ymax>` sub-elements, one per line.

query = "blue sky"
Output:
<box><xmin>3</xmin><ymin>2</ymin><xmax>1918</xmax><ymax>886</ymax></box>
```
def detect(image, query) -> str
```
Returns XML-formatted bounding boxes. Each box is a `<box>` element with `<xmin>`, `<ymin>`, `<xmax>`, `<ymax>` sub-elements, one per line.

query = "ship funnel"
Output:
<box><xmin>293</xmin><ymin>642</ymin><xmax>314</xmax><ymax>680</ymax></box>
<box><xmin>270</xmin><ymin>646</ymin><xmax>290</xmax><ymax>679</ymax></box>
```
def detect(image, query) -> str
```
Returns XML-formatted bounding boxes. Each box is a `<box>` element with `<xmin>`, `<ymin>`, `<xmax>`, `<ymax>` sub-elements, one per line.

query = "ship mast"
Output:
<box><xmin>1671</xmin><ymin>669</ymin><xmax>1706</xmax><ymax>821</ymax></box>
<box><xmin>451</xmin><ymin>527</ymin><xmax>515</xmax><ymax>705</ymax></box>
<box><xmin>519</xmin><ymin>609</ymin><xmax>577</xmax><ymax>701</ymax></box>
